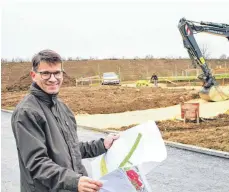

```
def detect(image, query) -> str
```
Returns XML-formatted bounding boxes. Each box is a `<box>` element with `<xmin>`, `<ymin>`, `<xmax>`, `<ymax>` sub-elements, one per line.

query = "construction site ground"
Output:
<box><xmin>2</xmin><ymin>59</ymin><xmax>229</xmax><ymax>152</ymax></box>
<box><xmin>2</xmin><ymin>84</ymin><xmax>229</xmax><ymax>152</ymax></box>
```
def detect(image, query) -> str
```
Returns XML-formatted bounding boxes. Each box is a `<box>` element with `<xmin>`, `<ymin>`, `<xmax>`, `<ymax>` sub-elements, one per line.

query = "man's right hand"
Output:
<box><xmin>78</xmin><ymin>176</ymin><xmax>103</xmax><ymax>192</ymax></box>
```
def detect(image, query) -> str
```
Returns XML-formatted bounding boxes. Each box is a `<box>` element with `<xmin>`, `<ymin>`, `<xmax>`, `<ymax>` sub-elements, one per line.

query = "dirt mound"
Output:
<box><xmin>3</xmin><ymin>72</ymin><xmax>76</xmax><ymax>92</ymax></box>
<box><xmin>62</xmin><ymin>72</ymin><xmax>76</xmax><ymax>87</ymax></box>
<box><xmin>4</xmin><ymin>73</ymin><xmax>32</xmax><ymax>92</ymax></box>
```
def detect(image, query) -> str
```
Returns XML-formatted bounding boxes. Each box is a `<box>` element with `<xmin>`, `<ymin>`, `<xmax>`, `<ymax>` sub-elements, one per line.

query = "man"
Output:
<box><xmin>11</xmin><ymin>49</ymin><xmax>119</xmax><ymax>192</ymax></box>
<box><xmin>151</xmin><ymin>74</ymin><xmax>158</xmax><ymax>87</ymax></box>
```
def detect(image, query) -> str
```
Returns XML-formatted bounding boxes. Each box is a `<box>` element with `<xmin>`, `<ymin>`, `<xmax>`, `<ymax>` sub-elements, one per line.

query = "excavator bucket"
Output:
<box><xmin>199</xmin><ymin>85</ymin><xmax>229</xmax><ymax>102</ymax></box>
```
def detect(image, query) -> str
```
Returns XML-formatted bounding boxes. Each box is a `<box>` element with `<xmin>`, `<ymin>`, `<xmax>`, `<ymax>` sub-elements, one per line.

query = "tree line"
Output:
<box><xmin>1</xmin><ymin>54</ymin><xmax>229</xmax><ymax>64</ymax></box>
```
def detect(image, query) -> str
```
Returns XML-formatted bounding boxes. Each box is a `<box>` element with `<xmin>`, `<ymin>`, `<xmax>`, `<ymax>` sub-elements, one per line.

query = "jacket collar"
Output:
<box><xmin>30</xmin><ymin>82</ymin><xmax>58</xmax><ymax>106</ymax></box>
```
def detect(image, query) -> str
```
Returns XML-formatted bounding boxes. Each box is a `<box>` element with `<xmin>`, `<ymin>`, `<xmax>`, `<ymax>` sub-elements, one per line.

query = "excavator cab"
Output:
<box><xmin>178</xmin><ymin>18</ymin><xmax>229</xmax><ymax>101</ymax></box>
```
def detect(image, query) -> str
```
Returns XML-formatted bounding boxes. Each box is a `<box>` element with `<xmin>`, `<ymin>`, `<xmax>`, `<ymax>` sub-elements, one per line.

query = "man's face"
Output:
<box><xmin>30</xmin><ymin>61</ymin><xmax>63</xmax><ymax>94</ymax></box>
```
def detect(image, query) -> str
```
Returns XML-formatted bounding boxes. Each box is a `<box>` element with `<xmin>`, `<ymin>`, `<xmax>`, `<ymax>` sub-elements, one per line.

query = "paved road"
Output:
<box><xmin>2</xmin><ymin>111</ymin><xmax>229</xmax><ymax>191</ymax></box>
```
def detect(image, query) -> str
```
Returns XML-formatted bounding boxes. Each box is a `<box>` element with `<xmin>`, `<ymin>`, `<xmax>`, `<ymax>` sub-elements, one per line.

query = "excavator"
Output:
<box><xmin>178</xmin><ymin>18</ymin><xmax>229</xmax><ymax>101</ymax></box>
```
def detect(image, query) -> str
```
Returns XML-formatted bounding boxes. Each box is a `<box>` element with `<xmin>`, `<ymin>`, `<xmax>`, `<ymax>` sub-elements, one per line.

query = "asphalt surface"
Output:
<box><xmin>2</xmin><ymin>111</ymin><xmax>229</xmax><ymax>192</ymax></box>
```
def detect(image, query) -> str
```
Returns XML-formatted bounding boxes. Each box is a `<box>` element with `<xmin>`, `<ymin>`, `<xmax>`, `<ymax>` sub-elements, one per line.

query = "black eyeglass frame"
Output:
<box><xmin>35</xmin><ymin>70</ymin><xmax>64</xmax><ymax>80</ymax></box>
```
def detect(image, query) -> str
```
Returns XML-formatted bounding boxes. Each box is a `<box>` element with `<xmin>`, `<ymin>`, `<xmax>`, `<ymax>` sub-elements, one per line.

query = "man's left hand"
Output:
<box><xmin>104</xmin><ymin>133</ymin><xmax>120</xmax><ymax>150</ymax></box>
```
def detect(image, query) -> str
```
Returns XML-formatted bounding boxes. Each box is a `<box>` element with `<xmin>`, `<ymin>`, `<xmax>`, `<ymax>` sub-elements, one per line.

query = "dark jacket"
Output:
<box><xmin>11</xmin><ymin>84</ymin><xmax>107</xmax><ymax>192</ymax></box>
<box><xmin>151</xmin><ymin>75</ymin><xmax>158</xmax><ymax>81</ymax></box>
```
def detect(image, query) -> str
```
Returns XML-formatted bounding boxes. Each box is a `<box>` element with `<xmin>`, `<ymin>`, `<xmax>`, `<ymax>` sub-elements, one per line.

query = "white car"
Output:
<box><xmin>101</xmin><ymin>72</ymin><xmax>120</xmax><ymax>85</ymax></box>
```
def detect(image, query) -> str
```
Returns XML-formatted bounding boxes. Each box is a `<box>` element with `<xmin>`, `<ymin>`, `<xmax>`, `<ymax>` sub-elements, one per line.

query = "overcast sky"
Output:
<box><xmin>1</xmin><ymin>0</ymin><xmax>229</xmax><ymax>60</ymax></box>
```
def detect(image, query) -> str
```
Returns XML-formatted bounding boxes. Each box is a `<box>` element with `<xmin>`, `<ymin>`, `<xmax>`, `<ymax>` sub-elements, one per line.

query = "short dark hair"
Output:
<box><xmin>32</xmin><ymin>49</ymin><xmax>63</xmax><ymax>71</ymax></box>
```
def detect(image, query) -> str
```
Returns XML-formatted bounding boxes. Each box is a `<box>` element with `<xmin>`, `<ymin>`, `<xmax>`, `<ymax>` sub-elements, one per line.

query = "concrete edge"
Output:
<box><xmin>2</xmin><ymin>110</ymin><xmax>228</xmax><ymax>159</ymax></box>
<box><xmin>78</xmin><ymin>125</ymin><xmax>120</xmax><ymax>134</ymax></box>
<box><xmin>78</xmin><ymin>124</ymin><xmax>229</xmax><ymax>159</ymax></box>
<box><xmin>1</xmin><ymin>109</ymin><xmax>13</xmax><ymax>113</ymax></box>
<box><xmin>165</xmin><ymin>141</ymin><xmax>229</xmax><ymax>159</ymax></box>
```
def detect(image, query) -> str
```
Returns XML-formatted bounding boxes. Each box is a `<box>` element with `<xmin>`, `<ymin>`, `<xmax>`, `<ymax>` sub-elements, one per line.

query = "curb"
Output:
<box><xmin>165</xmin><ymin>141</ymin><xmax>229</xmax><ymax>159</ymax></box>
<box><xmin>3</xmin><ymin>110</ymin><xmax>229</xmax><ymax>159</ymax></box>
<box><xmin>78</xmin><ymin>125</ymin><xmax>120</xmax><ymax>134</ymax></box>
<box><xmin>1</xmin><ymin>109</ymin><xmax>13</xmax><ymax>114</ymax></box>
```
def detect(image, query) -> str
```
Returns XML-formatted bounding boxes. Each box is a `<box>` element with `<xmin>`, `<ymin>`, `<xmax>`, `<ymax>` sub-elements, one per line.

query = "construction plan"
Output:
<box><xmin>85</xmin><ymin>121</ymin><xmax>167</xmax><ymax>192</ymax></box>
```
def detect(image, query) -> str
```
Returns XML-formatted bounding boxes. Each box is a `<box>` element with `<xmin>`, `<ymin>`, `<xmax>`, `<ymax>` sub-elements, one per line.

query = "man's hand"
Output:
<box><xmin>104</xmin><ymin>133</ymin><xmax>120</xmax><ymax>150</ymax></box>
<box><xmin>78</xmin><ymin>176</ymin><xmax>102</xmax><ymax>192</ymax></box>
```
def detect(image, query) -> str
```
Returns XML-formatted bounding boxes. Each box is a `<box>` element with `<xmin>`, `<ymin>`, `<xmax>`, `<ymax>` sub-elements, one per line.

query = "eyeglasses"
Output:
<box><xmin>36</xmin><ymin>70</ymin><xmax>64</xmax><ymax>80</ymax></box>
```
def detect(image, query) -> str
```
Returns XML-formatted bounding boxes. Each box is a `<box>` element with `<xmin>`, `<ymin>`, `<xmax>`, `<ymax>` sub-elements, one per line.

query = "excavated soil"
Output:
<box><xmin>112</xmin><ymin>114</ymin><xmax>229</xmax><ymax>132</ymax></box>
<box><xmin>1</xmin><ymin>86</ymin><xmax>199</xmax><ymax>114</ymax></box>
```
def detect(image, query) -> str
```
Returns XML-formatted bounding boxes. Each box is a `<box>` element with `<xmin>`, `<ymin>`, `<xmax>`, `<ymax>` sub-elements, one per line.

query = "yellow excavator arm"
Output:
<box><xmin>178</xmin><ymin>17</ymin><xmax>229</xmax><ymax>101</ymax></box>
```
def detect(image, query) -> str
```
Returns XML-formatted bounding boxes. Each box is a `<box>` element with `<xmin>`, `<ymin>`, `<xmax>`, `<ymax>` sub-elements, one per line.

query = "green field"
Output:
<box><xmin>158</xmin><ymin>74</ymin><xmax>229</xmax><ymax>82</ymax></box>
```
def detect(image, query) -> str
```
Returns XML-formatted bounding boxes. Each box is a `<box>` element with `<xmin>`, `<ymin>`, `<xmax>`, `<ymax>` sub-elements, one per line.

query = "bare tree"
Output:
<box><xmin>1</xmin><ymin>58</ymin><xmax>8</xmax><ymax>63</ymax></box>
<box><xmin>134</xmin><ymin>56</ymin><xmax>139</xmax><ymax>60</ymax></box>
<box><xmin>75</xmin><ymin>57</ymin><xmax>81</xmax><ymax>61</ymax></box>
<box><xmin>219</xmin><ymin>54</ymin><xmax>227</xmax><ymax>59</ymax></box>
<box><xmin>145</xmin><ymin>54</ymin><xmax>154</xmax><ymax>59</ymax></box>
<box><xmin>89</xmin><ymin>56</ymin><xmax>95</xmax><ymax>60</ymax></box>
<box><xmin>200</xmin><ymin>44</ymin><xmax>211</xmax><ymax>59</ymax></box>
